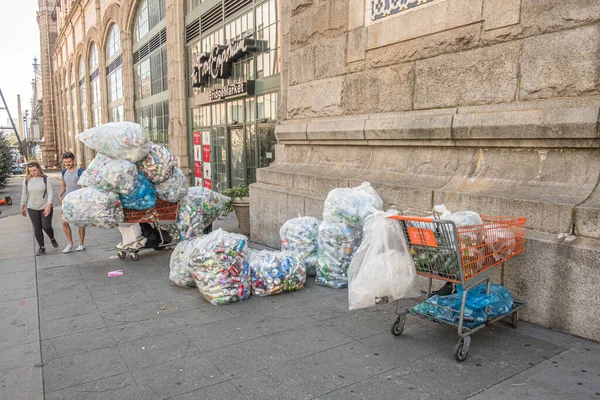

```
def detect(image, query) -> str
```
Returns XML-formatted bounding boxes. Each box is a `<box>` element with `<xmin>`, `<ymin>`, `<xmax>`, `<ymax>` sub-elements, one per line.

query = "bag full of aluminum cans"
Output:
<box><xmin>248</xmin><ymin>249</ymin><xmax>306</xmax><ymax>297</ymax></box>
<box><xmin>280</xmin><ymin>216</ymin><xmax>320</xmax><ymax>277</ymax></box>
<box><xmin>322</xmin><ymin>182</ymin><xmax>384</xmax><ymax>228</ymax></box>
<box><xmin>119</xmin><ymin>171</ymin><xmax>157</xmax><ymax>210</ymax></box>
<box><xmin>155</xmin><ymin>168</ymin><xmax>188</xmax><ymax>203</ymax></box>
<box><xmin>188</xmin><ymin>228</ymin><xmax>251</xmax><ymax>305</ymax></box>
<box><xmin>138</xmin><ymin>143</ymin><xmax>177</xmax><ymax>183</ymax></box>
<box><xmin>62</xmin><ymin>187</ymin><xmax>124</xmax><ymax>229</ymax></box>
<box><xmin>176</xmin><ymin>187</ymin><xmax>230</xmax><ymax>241</ymax></box>
<box><xmin>169</xmin><ymin>239</ymin><xmax>199</xmax><ymax>288</ymax></box>
<box><xmin>77</xmin><ymin>153</ymin><xmax>138</xmax><ymax>195</ymax></box>
<box><xmin>77</xmin><ymin>121</ymin><xmax>151</xmax><ymax>163</ymax></box>
<box><xmin>316</xmin><ymin>182</ymin><xmax>384</xmax><ymax>289</ymax></box>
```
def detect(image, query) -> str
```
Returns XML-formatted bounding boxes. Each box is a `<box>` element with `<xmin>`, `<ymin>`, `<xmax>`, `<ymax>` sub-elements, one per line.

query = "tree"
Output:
<box><xmin>0</xmin><ymin>134</ymin><xmax>12</xmax><ymax>189</ymax></box>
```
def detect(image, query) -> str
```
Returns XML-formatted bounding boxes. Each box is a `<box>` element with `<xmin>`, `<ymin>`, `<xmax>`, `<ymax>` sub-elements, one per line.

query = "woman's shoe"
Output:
<box><xmin>36</xmin><ymin>247</ymin><xmax>46</xmax><ymax>256</ymax></box>
<box><xmin>50</xmin><ymin>239</ymin><xmax>59</xmax><ymax>248</ymax></box>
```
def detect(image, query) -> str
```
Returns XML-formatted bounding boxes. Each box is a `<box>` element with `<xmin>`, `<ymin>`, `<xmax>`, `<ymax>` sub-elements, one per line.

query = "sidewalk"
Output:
<box><xmin>1</xmin><ymin>174</ymin><xmax>599</xmax><ymax>399</ymax></box>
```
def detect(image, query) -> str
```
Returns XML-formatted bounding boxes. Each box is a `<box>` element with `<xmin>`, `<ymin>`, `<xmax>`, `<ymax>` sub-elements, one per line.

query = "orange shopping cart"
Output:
<box><xmin>386</xmin><ymin>214</ymin><xmax>526</xmax><ymax>361</ymax></box>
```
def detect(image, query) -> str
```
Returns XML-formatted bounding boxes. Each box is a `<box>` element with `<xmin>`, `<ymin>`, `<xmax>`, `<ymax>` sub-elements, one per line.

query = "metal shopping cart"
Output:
<box><xmin>115</xmin><ymin>200</ymin><xmax>179</xmax><ymax>261</ymax></box>
<box><xmin>386</xmin><ymin>214</ymin><xmax>527</xmax><ymax>361</ymax></box>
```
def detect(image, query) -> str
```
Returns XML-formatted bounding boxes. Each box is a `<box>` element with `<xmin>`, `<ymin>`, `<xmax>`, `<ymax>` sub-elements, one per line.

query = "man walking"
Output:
<box><xmin>58</xmin><ymin>152</ymin><xmax>86</xmax><ymax>253</ymax></box>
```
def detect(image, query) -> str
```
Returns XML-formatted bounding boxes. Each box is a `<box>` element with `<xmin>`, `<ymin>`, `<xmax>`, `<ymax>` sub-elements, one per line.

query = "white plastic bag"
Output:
<box><xmin>155</xmin><ymin>168</ymin><xmax>188</xmax><ymax>203</ymax></box>
<box><xmin>77</xmin><ymin>122</ymin><xmax>151</xmax><ymax>162</ymax></box>
<box><xmin>279</xmin><ymin>216</ymin><xmax>320</xmax><ymax>276</ymax></box>
<box><xmin>348</xmin><ymin>210</ymin><xmax>421</xmax><ymax>310</ymax></box>
<box><xmin>138</xmin><ymin>143</ymin><xmax>177</xmax><ymax>183</ymax></box>
<box><xmin>61</xmin><ymin>187</ymin><xmax>124</xmax><ymax>229</ymax></box>
<box><xmin>323</xmin><ymin>182</ymin><xmax>384</xmax><ymax>228</ymax></box>
<box><xmin>77</xmin><ymin>153</ymin><xmax>138</xmax><ymax>195</ymax></box>
<box><xmin>447</xmin><ymin>211</ymin><xmax>482</xmax><ymax>227</ymax></box>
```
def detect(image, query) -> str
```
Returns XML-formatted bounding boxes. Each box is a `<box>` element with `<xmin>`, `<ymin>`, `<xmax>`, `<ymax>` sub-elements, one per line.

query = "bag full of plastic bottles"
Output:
<box><xmin>119</xmin><ymin>172</ymin><xmax>157</xmax><ymax>210</ymax></box>
<box><xmin>316</xmin><ymin>220</ymin><xmax>363</xmax><ymax>289</ymax></box>
<box><xmin>77</xmin><ymin>121</ymin><xmax>151</xmax><ymax>162</ymax></box>
<box><xmin>176</xmin><ymin>187</ymin><xmax>230</xmax><ymax>241</ymax></box>
<box><xmin>322</xmin><ymin>182</ymin><xmax>384</xmax><ymax>228</ymax></box>
<box><xmin>77</xmin><ymin>153</ymin><xmax>138</xmax><ymax>195</ymax></box>
<box><xmin>188</xmin><ymin>228</ymin><xmax>251</xmax><ymax>305</ymax></box>
<box><xmin>138</xmin><ymin>143</ymin><xmax>177</xmax><ymax>183</ymax></box>
<box><xmin>280</xmin><ymin>216</ymin><xmax>320</xmax><ymax>277</ymax></box>
<box><xmin>348</xmin><ymin>210</ymin><xmax>421</xmax><ymax>310</ymax></box>
<box><xmin>169</xmin><ymin>239</ymin><xmax>199</xmax><ymax>288</ymax></box>
<box><xmin>248</xmin><ymin>249</ymin><xmax>306</xmax><ymax>296</ymax></box>
<box><xmin>155</xmin><ymin>168</ymin><xmax>188</xmax><ymax>203</ymax></box>
<box><xmin>62</xmin><ymin>187</ymin><xmax>124</xmax><ymax>229</ymax></box>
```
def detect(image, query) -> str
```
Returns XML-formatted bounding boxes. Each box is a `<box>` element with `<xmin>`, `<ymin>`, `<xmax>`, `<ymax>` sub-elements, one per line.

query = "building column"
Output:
<box><xmin>165</xmin><ymin>0</ymin><xmax>189</xmax><ymax>175</ymax></box>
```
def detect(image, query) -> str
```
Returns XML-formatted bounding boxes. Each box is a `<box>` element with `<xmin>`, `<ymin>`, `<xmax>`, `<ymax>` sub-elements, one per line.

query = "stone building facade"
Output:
<box><xmin>251</xmin><ymin>0</ymin><xmax>600</xmax><ymax>341</ymax></box>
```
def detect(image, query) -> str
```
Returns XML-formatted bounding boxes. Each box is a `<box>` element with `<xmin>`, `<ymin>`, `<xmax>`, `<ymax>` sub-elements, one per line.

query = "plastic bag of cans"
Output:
<box><xmin>248</xmin><ymin>250</ymin><xmax>306</xmax><ymax>296</ymax></box>
<box><xmin>77</xmin><ymin>153</ymin><xmax>138</xmax><ymax>195</ymax></box>
<box><xmin>119</xmin><ymin>172</ymin><xmax>157</xmax><ymax>210</ymax></box>
<box><xmin>62</xmin><ymin>187</ymin><xmax>124</xmax><ymax>229</ymax></box>
<box><xmin>188</xmin><ymin>229</ymin><xmax>251</xmax><ymax>305</ymax></box>
<box><xmin>280</xmin><ymin>216</ymin><xmax>320</xmax><ymax>277</ymax></box>
<box><xmin>316</xmin><ymin>221</ymin><xmax>363</xmax><ymax>288</ymax></box>
<box><xmin>177</xmin><ymin>187</ymin><xmax>230</xmax><ymax>241</ymax></box>
<box><xmin>138</xmin><ymin>143</ymin><xmax>177</xmax><ymax>183</ymax></box>
<box><xmin>155</xmin><ymin>168</ymin><xmax>188</xmax><ymax>203</ymax></box>
<box><xmin>169</xmin><ymin>239</ymin><xmax>199</xmax><ymax>288</ymax></box>
<box><xmin>322</xmin><ymin>182</ymin><xmax>384</xmax><ymax>228</ymax></box>
<box><xmin>77</xmin><ymin>122</ymin><xmax>151</xmax><ymax>163</ymax></box>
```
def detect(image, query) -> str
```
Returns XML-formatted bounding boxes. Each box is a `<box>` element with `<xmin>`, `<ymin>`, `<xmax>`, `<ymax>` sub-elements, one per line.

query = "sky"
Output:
<box><xmin>0</xmin><ymin>0</ymin><xmax>41</xmax><ymax>133</ymax></box>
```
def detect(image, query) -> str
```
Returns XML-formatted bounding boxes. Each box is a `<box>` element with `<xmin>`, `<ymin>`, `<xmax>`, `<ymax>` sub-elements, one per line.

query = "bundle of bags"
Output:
<box><xmin>62</xmin><ymin>122</ymin><xmax>190</xmax><ymax>230</ymax></box>
<box><xmin>316</xmin><ymin>182</ymin><xmax>384</xmax><ymax>288</ymax></box>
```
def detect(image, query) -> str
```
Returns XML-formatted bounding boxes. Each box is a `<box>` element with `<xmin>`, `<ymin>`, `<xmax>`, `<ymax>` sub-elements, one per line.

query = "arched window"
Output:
<box><xmin>106</xmin><ymin>24</ymin><xmax>124</xmax><ymax>122</ymax></box>
<box><xmin>78</xmin><ymin>57</ymin><xmax>87</xmax><ymax>129</ymax></box>
<box><xmin>133</xmin><ymin>0</ymin><xmax>168</xmax><ymax>145</ymax></box>
<box><xmin>64</xmin><ymin>73</ymin><xmax>72</xmax><ymax>151</ymax></box>
<box><xmin>89</xmin><ymin>43</ymin><xmax>101</xmax><ymax>126</ymax></box>
<box><xmin>70</xmin><ymin>64</ymin><xmax>78</xmax><ymax>136</ymax></box>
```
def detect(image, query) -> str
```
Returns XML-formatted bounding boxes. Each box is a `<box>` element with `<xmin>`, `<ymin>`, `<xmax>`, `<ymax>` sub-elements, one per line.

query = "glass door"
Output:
<box><xmin>258</xmin><ymin>124</ymin><xmax>276</xmax><ymax>168</ymax></box>
<box><xmin>230</xmin><ymin>127</ymin><xmax>245</xmax><ymax>188</ymax></box>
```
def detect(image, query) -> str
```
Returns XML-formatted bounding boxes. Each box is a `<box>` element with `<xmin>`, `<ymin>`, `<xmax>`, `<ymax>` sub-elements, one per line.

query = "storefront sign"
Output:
<box><xmin>208</xmin><ymin>81</ymin><xmax>255</xmax><ymax>101</ymax></box>
<box><xmin>194</xmin><ymin>161</ymin><xmax>202</xmax><ymax>178</ymax></box>
<box><xmin>202</xmin><ymin>144</ymin><xmax>211</xmax><ymax>163</ymax></box>
<box><xmin>192</xmin><ymin>37</ymin><xmax>267</xmax><ymax>86</ymax></box>
<box><xmin>193</xmin><ymin>131</ymin><xmax>201</xmax><ymax>145</ymax></box>
<box><xmin>203</xmin><ymin>179</ymin><xmax>212</xmax><ymax>189</ymax></box>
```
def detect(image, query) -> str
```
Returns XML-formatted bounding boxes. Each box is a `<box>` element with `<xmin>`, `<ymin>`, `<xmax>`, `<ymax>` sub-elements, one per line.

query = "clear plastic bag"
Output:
<box><xmin>169</xmin><ymin>238</ymin><xmax>200</xmax><ymax>288</ymax></box>
<box><xmin>138</xmin><ymin>144</ymin><xmax>177</xmax><ymax>183</ymax></box>
<box><xmin>61</xmin><ymin>187</ymin><xmax>124</xmax><ymax>229</ymax></box>
<box><xmin>322</xmin><ymin>182</ymin><xmax>384</xmax><ymax>228</ymax></box>
<box><xmin>248</xmin><ymin>249</ymin><xmax>306</xmax><ymax>296</ymax></box>
<box><xmin>119</xmin><ymin>172</ymin><xmax>157</xmax><ymax>210</ymax></box>
<box><xmin>447</xmin><ymin>211</ymin><xmax>482</xmax><ymax>227</ymax></box>
<box><xmin>77</xmin><ymin>153</ymin><xmax>138</xmax><ymax>195</ymax></box>
<box><xmin>155</xmin><ymin>168</ymin><xmax>188</xmax><ymax>203</ymax></box>
<box><xmin>77</xmin><ymin>122</ymin><xmax>151</xmax><ymax>162</ymax></box>
<box><xmin>316</xmin><ymin>221</ymin><xmax>363</xmax><ymax>288</ymax></box>
<box><xmin>188</xmin><ymin>228</ymin><xmax>251</xmax><ymax>305</ymax></box>
<box><xmin>279</xmin><ymin>216</ymin><xmax>320</xmax><ymax>277</ymax></box>
<box><xmin>176</xmin><ymin>187</ymin><xmax>230</xmax><ymax>241</ymax></box>
<box><xmin>348</xmin><ymin>210</ymin><xmax>421</xmax><ymax>310</ymax></box>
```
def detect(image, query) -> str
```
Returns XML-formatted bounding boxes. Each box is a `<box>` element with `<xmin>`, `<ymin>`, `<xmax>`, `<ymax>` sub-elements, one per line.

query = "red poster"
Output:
<box><xmin>203</xmin><ymin>179</ymin><xmax>212</xmax><ymax>189</ymax></box>
<box><xmin>202</xmin><ymin>145</ymin><xmax>211</xmax><ymax>163</ymax></box>
<box><xmin>193</xmin><ymin>131</ymin><xmax>201</xmax><ymax>145</ymax></box>
<box><xmin>194</xmin><ymin>161</ymin><xmax>202</xmax><ymax>178</ymax></box>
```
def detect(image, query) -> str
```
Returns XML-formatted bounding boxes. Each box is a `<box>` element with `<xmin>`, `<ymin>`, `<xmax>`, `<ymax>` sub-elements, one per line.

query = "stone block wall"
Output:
<box><xmin>253</xmin><ymin>0</ymin><xmax>600</xmax><ymax>340</ymax></box>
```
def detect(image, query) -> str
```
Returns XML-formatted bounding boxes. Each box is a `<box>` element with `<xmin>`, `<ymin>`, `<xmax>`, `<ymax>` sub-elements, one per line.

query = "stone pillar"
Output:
<box><xmin>165</xmin><ymin>0</ymin><xmax>189</xmax><ymax>175</ymax></box>
<box><xmin>120</xmin><ymin>28</ymin><xmax>136</xmax><ymax>123</ymax></box>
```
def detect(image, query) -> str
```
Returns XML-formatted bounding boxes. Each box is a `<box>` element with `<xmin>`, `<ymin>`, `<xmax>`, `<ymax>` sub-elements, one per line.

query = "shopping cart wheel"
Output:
<box><xmin>117</xmin><ymin>251</ymin><xmax>127</xmax><ymax>259</ymax></box>
<box><xmin>511</xmin><ymin>311</ymin><xmax>519</xmax><ymax>328</ymax></box>
<box><xmin>130</xmin><ymin>252</ymin><xmax>140</xmax><ymax>261</ymax></box>
<box><xmin>454</xmin><ymin>336</ymin><xmax>471</xmax><ymax>362</ymax></box>
<box><xmin>390</xmin><ymin>314</ymin><xmax>406</xmax><ymax>336</ymax></box>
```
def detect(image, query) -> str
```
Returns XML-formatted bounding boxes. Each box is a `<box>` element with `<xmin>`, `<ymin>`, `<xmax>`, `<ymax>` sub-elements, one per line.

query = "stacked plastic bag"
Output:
<box><xmin>177</xmin><ymin>187</ymin><xmax>230</xmax><ymax>241</ymax></box>
<box><xmin>138</xmin><ymin>143</ymin><xmax>177</xmax><ymax>183</ymax></box>
<box><xmin>77</xmin><ymin>153</ymin><xmax>138</xmax><ymax>194</ymax></box>
<box><xmin>78</xmin><ymin>122</ymin><xmax>151</xmax><ymax>162</ymax></box>
<box><xmin>62</xmin><ymin>187</ymin><xmax>124</xmax><ymax>229</ymax></box>
<box><xmin>169</xmin><ymin>239</ymin><xmax>201</xmax><ymax>288</ymax></box>
<box><xmin>316</xmin><ymin>182</ymin><xmax>384</xmax><ymax>288</ymax></box>
<box><xmin>248</xmin><ymin>250</ymin><xmax>306</xmax><ymax>296</ymax></box>
<box><xmin>155</xmin><ymin>168</ymin><xmax>188</xmax><ymax>203</ymax></box>
<box><xmin>119</xmin><ymin>172</ymin><xmax>157</xmax><ymax>210</ymax></box>
<box><xmin>185</xmin><ymin>229</ymin><xmax>251</xmax><ymax>305</ymax></box>
<box><xmin>411</xmin><ymin>283</ymin><xmax>514</xmax><ymax>328</ymax></box>
<box><xmin>348</xmin><ymin>210</ymin><xmax>421</xmax><ymax>310</ymax></box>
<box><xmin>280</xmin><ymin>216</ymin><xmax>320</xmax><ymax>276</ymax></box>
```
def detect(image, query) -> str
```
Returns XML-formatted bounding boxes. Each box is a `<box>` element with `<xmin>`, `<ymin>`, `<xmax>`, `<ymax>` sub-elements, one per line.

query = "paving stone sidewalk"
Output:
<box><xmin>1</xmin><ymin>174</ymin><xmax>599</xmax><ymax>400</ymax></box>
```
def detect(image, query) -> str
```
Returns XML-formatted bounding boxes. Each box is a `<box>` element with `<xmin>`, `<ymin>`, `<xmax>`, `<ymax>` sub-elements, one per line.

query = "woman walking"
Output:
<box><xmin>20</xmin><ymin>162</ymin><xmax>59</xmax><ymax>255</ymax></box>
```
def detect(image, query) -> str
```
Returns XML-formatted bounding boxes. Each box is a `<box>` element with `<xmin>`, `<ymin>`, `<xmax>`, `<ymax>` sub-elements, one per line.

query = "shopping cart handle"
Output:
<box><xmin>388</xmin><ymin>215</ymin><xmax>436</xmax><ymax>223</ymax></box>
